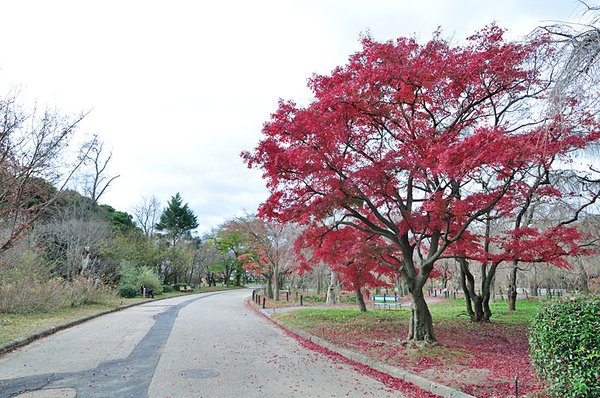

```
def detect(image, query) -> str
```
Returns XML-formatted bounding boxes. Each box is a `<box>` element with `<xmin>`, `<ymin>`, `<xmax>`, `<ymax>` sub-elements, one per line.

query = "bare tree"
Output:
<box><xmin>540</xmin><ymin>2</ymin><xmax>600</xmax><ymax>116</ymax></box>
<box><xmin>78</xmin><ymin>136</ymin><xmax>120</xmax><ymax>204</ymax></box>
<box><xmin>236</xmin><ymin>216</ymin><xmax>298</xmax><ymax>300</ymax></box>
<box><xmin>0</xmin><ymin>90</ymin><xmax>90</xmax><ymax>254</ymax></box>
<box><xmin>33</xmin><ymin>197</ymin><xmax>111</xmax><ymax>280</ymax></box>
<box><xmin>131</xmin><ymin>195</ymin><xmax>161</xmax><ymax>237</ymax></box>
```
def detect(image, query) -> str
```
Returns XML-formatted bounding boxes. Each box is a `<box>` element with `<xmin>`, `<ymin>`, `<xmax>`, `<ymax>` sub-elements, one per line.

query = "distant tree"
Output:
<box><xmin>236</xmin><ymin>216</ymin><xmax>298</xmax><ymax>299</ymax></box>
<box><xmin>78</xmin><ymin>136</ymin><xmax>120</xmax><ymax>204</ymax></box>
<box><xmin>34</xmin><ymin>193</ymin><xmax>111</xmax><ymax>280</ymax></box>
<box><xmin>296</xmin><ymin>226</ymin><xmax>396</xmax><ymax>311</ymax></box>
<box><xmin>132</xmin><ymin>195</ymin><xmax>161</xmax><ymax>237</ymax></box>
<box><xmin>98</xmin><ymin>204</ymin><xmax>137</xmax><ymax>233</ymax></box>
<box><xmin>155</xmin><ymin>193</ymin><xmax>198</xmax><ymax>244</ymax></box>
<box><xmin>160</xmin><ymin>240</ymin><xmax>194</xmax><ymax>284</ymax></box>
<box><xmin>205</xmin><ymin>221</ymin><xmax>246</xmax><ymax>286</ymax></box>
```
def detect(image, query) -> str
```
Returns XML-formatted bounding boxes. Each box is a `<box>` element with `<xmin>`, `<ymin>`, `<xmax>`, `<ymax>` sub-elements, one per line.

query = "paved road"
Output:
<box><xmin>0</xmin><ymin>289</ymin><xmax>403</xmax><ymax>398</ymax></box>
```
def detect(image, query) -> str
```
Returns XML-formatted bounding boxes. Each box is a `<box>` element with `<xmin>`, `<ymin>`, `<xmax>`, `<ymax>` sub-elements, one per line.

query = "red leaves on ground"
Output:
<box><xmin>246</xmin><ymin>300</ymin><xmax>437</xmax><ymax>398</ymax></box>
<box><xmin>309</xmin><ymin>317</ymin><xmax>543</xmax><ymax>398</ymax></box>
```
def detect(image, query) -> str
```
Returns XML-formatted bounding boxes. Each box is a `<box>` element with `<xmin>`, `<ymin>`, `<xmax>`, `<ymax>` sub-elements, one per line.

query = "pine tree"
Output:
<box><xmin>155</xmin><ymin>193</ymin><xmax>198</xmax><ymax>244</ymax></box>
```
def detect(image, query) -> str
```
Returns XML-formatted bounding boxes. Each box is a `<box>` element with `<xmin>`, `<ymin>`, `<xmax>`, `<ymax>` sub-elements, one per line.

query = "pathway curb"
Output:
<box><xmin>256</xmin><ymin>304</ymin><xmax>476</xmax><ymax>398</ymax></box>
<box><xmin>0</xmin><ymin>294</ymin><xmax>189</xmax><ymax>357</ymax></box>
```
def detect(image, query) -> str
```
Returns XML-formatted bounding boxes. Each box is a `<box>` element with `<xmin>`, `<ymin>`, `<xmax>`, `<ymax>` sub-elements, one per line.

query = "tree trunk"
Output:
<box><xmin>459</xmin><ymin>258</ymin><xmax>498</xmax><ymax>322</ymax></box>
<box><xmin>274</xmin><ymin>274</ymin><xmax>280</xmax><ymax>301</ymax></box>
<box><xmin>326</xmin><ymin>271</ymin><xmax>338</xmax><ymax>305</ymax></box>
<box><xmin>530</xmin><ymin>265</ymin><xmax>539</xmax><ymax>296</ymax></box>
<box><xmin>481</xmin><ymin>263</ymin><xmax>498</xmax><ymax>322</ymax></box>
<box><xmin>575</xmin><ymin>257</ymin><xmax>590</xmax><ymax>294</ymax></box>
<box><xmin>355</xmin><ymin>288</ymin><xmax>367</xmax><ymax>312</ymax></box>
<box><xmin>316</xmin><ymin>270</ymin><xmax>323</xmax><ymax>295</ymax></box>
<box><xmin>459</xmin><ymin>258</ymin><xmax>479</xmax><ymax>321</ymax></box>
<box><xmin>266</xmin><ymin>273</ymin><xmax>274</xmax><ymax>299</ymax></box>
<box><xmin>473</xmin><ymin>295</ymin><xmax>484</xmax><ymax>321</ymax></box>
<box><xmin>508</xmin><ymin>263</ymin><xmax>518</xmax><ymax>311</ymax></box>
<box><xmin>407</xmin><ymin>288</ymin><xmax>436</xmax><ymax>343</ymax></box>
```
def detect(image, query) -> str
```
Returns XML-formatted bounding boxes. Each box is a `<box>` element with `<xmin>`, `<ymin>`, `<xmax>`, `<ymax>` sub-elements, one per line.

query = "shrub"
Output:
<box><xmin>117</xmin><ymin>260</ymin><xmax>163</xmax><ymax>296</ymax></box>
<box><xmin>137</xmin><ymin>267</ymin><xmax>163</xmax><ymax>295</ymax></box>
<box><xmin>301</xmin><ymin>294</ymin><xmax>326</xmax><ymax>303</ymax></box>
<box><xmin>0</xmin><ymin>249</ymin><xmax>113</xmax><ymax>313</ymax></box>
<box><xmin>66</xmin><ymin>277</ymin><xmax>113</xmax><ymax>307</ymax></box>
<box><xmin>162</xmin><ymin>284</ymin><xmax>173</xmax><ymax>293</ymax></box>
<box><xmin>529</xmin><ymin>295</ymin><xmax>599</xmax><ymax>398</ymax></box>
<box><xmin>172</xmin><ymin>282</ymin><xmax>187</xmax><ymax>291</ymax></box>
<box><xmin>118</xmin><ymin>285</ymin><xmax>138</xmax><ymax>298</ymax></box>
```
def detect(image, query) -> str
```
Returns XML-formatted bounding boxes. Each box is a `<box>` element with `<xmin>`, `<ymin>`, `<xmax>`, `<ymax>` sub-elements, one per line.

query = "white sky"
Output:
<box><xmin>0</xmin><ymin>0</ymin><xmax>586</xmax><ymax>234</ymax></box>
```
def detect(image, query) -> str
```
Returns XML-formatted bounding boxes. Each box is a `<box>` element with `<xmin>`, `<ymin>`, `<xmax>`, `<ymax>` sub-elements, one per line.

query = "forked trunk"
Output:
<box><xmin>407</xmin><ymin>289</ymin><xmax>436</xmax><ymax>343</ymax></box>
<box><xmin>459</xmin><ymin>258</ymin><xmax>497</xmax><ymax>322</ymax></box>
<box><xmin>355</xmin><ymin>288</ymin><xmax>367</xmax><ymax>312</ymax></box>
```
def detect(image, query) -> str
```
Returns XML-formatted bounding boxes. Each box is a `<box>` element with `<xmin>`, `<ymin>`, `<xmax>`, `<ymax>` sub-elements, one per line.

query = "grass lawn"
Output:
<box><xmin>273</xmin><ymin>298</ymin><xmax>547</xmax><ymax>398</ymax></box>
<box><xmin>0</xmin><ymin>286</ymin><xmax>244</xmax><ymax>347</ymax></box>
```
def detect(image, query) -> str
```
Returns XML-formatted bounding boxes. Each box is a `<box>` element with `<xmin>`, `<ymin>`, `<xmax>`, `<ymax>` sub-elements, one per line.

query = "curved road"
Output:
<box><xmin>0</xmin><ymin>289</ymin><xmax>402</xmax><ymax>398</ymax></box>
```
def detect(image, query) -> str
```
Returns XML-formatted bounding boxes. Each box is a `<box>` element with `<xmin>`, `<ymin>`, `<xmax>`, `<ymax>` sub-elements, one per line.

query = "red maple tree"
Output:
<box><xmin>243</xmin><ymin>25</ymin><xmax>600</xmax><ymax>343</ymax></box>
<box><xmin>295</xmin><ymin>226</ymin><xmax>396</xmax><ymax>311</ymax></box>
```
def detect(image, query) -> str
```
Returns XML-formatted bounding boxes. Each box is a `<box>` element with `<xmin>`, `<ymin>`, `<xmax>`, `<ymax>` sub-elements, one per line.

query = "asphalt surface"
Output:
<box><xmin>0</xmin><ymin>289</ymin><xmax>404</xmax><ymax>398</ymax></box>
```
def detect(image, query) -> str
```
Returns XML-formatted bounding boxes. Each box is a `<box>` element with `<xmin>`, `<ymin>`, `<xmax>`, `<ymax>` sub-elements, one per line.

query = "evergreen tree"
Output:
<box><xmin>155</xmin><ymin>193</ymin><xmax>198</xmax><ymax>244</ymax></box>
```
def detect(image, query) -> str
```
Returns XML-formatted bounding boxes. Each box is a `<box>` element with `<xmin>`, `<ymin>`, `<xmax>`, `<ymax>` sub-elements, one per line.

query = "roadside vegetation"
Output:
<box><xmin>272</xmin><ymin>299</ymin><xmax>543</xmax><ymax>397</ymax></box>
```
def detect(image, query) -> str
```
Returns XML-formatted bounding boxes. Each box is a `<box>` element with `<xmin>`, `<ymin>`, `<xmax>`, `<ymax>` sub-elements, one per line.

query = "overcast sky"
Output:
<box><xmin>0</xmin><ymin>0</ymin><xmax>587</xmax><ymax>234</ymax></box>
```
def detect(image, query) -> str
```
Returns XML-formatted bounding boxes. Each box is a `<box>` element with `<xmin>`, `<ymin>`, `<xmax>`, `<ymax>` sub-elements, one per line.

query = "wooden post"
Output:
<box><xmin>300</xmin><ymin>294</ymin><xmax>304</xmax><ymax>306</ymax></box>
<box><xmin>286</xmin><ymin>291</ymin><xmax>289</xmax><ymax>302</ymax></box>
<box><xmin>262</xmin><ymin>297</ymin><xmax>266</xmax><ymax>309</ymax></box>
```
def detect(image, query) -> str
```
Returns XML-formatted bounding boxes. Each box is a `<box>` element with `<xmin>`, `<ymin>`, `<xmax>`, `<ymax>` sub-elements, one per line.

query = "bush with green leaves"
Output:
<box><xmin>118</xmin><ymin>285</ymin><xmax>138</xmax><ymax>298</ymax></box>
<box><xmin>162</xmin><ymin>284</ymin><xmax>173</xmax><ymax>293</ymax></box>
<box><xmin>137</xmin><ymin>267</ymin><xmax>163</xmax><ymax>295</ymax></box>
<box><xmin>529</xmin><ymin>295</ymin><xmax>599</xmax><ymax>398</ymax></box>
<box><xmin>117</xmin><ymin>261</ymin><xmax>163</xmax><ymax>297</ymax></box>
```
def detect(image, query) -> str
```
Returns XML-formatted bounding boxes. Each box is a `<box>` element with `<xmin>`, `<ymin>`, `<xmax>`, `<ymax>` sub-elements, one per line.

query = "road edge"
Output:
<box><xmin>247</xmin><ymin>300</ymin><xmax>476</xmax><ymax>398</ymax></box>
<box><xmin>0</xmin><ymin>294</ymin><xmax>190</xmax><ymax>357</ymax></box>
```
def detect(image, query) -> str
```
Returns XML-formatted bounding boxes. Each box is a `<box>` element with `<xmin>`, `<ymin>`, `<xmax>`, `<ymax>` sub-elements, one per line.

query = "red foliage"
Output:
<box><xmin>243</xmin><ymin>24</ymin><xmax>600</xmax><ymax>282</ymax></box>
<box><xmin>295</xmin><ymin>226</ymin><xmax>396</xmax><ymax>291</ymax></box>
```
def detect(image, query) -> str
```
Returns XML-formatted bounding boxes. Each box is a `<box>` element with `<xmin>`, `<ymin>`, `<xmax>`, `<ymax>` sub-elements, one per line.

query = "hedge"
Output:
<box><xmin>529</xmin><ymin>295</ymin><xmax>599</xmax><ymax>397</ymax></box>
